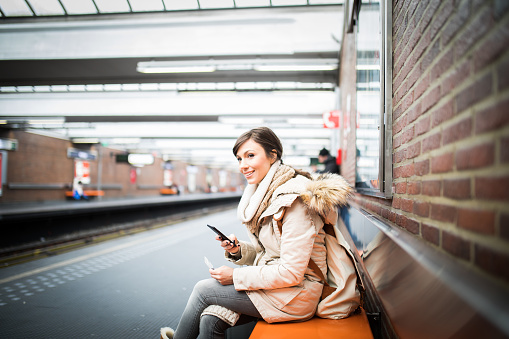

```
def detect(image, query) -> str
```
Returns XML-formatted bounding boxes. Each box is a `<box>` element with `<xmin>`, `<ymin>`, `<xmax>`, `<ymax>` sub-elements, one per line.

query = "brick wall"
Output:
<box><xmin>348</xmin><ymin>0</ymin><xmax>509</xmax><ymax>285</ymax></box>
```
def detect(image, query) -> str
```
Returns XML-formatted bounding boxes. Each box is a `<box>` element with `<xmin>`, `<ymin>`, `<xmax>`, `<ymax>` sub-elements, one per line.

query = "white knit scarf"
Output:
<box><xmin>237</xmin><ymin>160</ymin><xmax>295</xmax><ymax>233</ymax></box>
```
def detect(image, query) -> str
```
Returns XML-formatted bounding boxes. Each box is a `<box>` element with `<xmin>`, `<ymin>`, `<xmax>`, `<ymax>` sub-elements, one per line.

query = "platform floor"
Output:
<box><xmin>0</xmin><ymin>208</ymin><xmax>243</xmax><ymax>338</ymax></box>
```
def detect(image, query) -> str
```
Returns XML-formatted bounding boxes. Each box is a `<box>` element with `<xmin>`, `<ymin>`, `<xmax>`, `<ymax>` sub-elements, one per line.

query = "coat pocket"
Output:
<box><xmin>263</xmin><ymin>284</ymin><xmax>303</xmax><ymax>309</ymax></box>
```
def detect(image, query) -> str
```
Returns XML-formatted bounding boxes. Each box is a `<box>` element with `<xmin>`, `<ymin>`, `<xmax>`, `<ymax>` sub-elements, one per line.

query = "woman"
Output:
<box><xmin>161</xmin><ymin>127</ymin><xmax>353</xmax><ymax>339</ymax></box>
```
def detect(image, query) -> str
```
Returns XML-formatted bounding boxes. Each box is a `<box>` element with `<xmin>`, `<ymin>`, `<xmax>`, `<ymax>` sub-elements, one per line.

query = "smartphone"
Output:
<box><xmin>207</xmin><ymin>224</ymin><xmax>237</xmax><ymax>247</ymax></box>
<box><xmin>204</xmin><ymin>256</ymin><xmax>214</xmax><ymax>270</ymax></box>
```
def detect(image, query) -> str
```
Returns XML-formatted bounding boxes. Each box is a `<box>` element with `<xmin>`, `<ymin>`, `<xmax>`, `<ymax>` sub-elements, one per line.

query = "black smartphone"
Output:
<box><xmin>207</xmin><ymin>224</ymin><xmax>237</xmax><ymax>247</ymax></box>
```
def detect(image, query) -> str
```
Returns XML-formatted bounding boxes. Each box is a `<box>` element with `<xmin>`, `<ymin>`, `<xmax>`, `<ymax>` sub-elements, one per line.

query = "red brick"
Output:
<box><xmin>401</xmin><ymin>198</ymin><xmax>414</xmax><ymax>213</ymax></box>
<box><xmin>498</xmin><ymin>57</ymin><xmax>509</xmax><ymax>91</ymax></box>
<box><xmin>431</xmin><ymin>203</ymin><xmax>456</xmax><ymax>223</ymax></box>
<box><xmin>422</xmin><ymin>133</ymin><xmax>441</xmax><ymax>152</ymax></box>
<box><xmin>441</xmin><ymin>0</ymin><xmax>470</xmax><ymax>46</ymax></box>
<box><xmin>396</xmin><ymin>213</ymin><xmax>420</xmax><ymax>234</ymax></box>
<box><xmin>414</xmin><ymin>159</ymin><xmax>430</xmax><ymax>176</ymax></box>
<box><xmin>456</xmin><ymin>143</ymin><xmax>495</xmax><ymax>170</ymax></box>
<box><xmin>421</xmin><ymin>39</ymin><xmax>440</xmax><ymax>73</ymax></box>
<box><xmin>443</xmin><ymin>117</ymin><xmax>472</xmax><ymax>145</ymax></box>
<box><xmin>454</xmin><ymin>7</ymin><xmax>494</xmax><ymax>60</ymax></box>
<box><xmin>406</xmin><ymin>142</ymin><xmax>421</xmax><ymax>159</ymax></box>
<box><xmin>395</xmin><ymin>182</ymin><xmax>407</xmax><ymax>194</ymax></box>
<box><xmin>457</xmin><ymin>208</ymin><xmax>496</xmax><ymax>234</ymax></box>
<box><xmin>501</xmin><ymin>214</ymin><xmax>509</xmax><ymax>241</ymax></box>
<box><xmin>414</xmin><ymin>74</ymin><xmax>430</xmax><ymax>101</ymax></box>
<box><xmin>394</xmin><ymin>148</ymin><xmax>407</xmax><ymax>164</ymax></box>
<box><xmin>423</xmin><ymin>180</ymin><xmax>441</xmax><ymax>196</ymax></box>
<box><xmin>393</xmin><ymin>197</ymin><xmax>402</xmax><ymax>209</ymax></box>
<box><xmin>442</xmin><ymin>59</ymin><xmax>471</xmax><ymax>98</ymax></box>
<box><xmin>431</xmin><ymin>49</ymin><xmax>453</xmax><ymax>81</ymax></box>
<box><xmin>415</xmin><ymin>116</ymin><xmax>430</xmax><ymax>136</ymax></box>
<box><xmin>456</xmin><ymin>73</ymin><xmax>493</xmax><ymax>114</ymax></box>
<box><xmin>430</xmin><ymin>0</ymin><xmax>454</xmax><ymax>40</ymax></box>
<box><xmin>442</xmin><ymin>231</ymin><xmax>471</xmax><ymax>260</ymax></box>
<box><xmin>393</xmin><ymin>115</ymin><xmax>407</xmax><ymax>135</ymax></box>
<box><xmin>475</xmin><ymin>176</ymin><xmax>509</xmax><ymax>200</ymax></box>
<box><xmin>443</xmin><ymin>178</ymin><xmax>471</xmax><ymax>200</ymax></box>
<box><xmin>475</xmin><ymin>97</ymin><xmax>509</xmax><ymax>134</ymax></box>
<box><xmin>431</xmin><ymin>152</ymin><xmax>454</xmax><ymax>173</ymax></box>
<box><xmin>421</xmin><ymin>86</ymin><xmax>441</xmax><ymax>114</ymax></box>
<box><xmin>502</xmin><ymin>137</ymin><xmax>509</xmax><ymax>163</ymax></box>
<box><xmin>422</xmin><ymin>223</ymin><xmax>439</xmax><ymax>245</ymax></box>
<box><xmin>407</xmin><ymin>103</ymin><xmax>422</xmax><ymax>124</ymax></box>
<box><xmin>431</xmin><ymin>100</ymin><xmax>454</xmax><ymax>128</ymax></box>
<box><xmin>474</xmin><ymin>18</ymin><xmax>509</xmax><ymax>72</ymax></box>
<box><xmin>401</xmin><ymin>126</ymin><xmax>415</xmax><ymax>145</ymax></box>
<box><xmin>407</xmin><ymin>181</ymin><xmax>421</xmax><ymax>195</ymax></box>
<box><xmin>475</xmin><ymin>244</ymin><xmax>509</xmax><ymax>282</ymax></box>
<box><xmin>413</xmin><ymin>200</ymin><xmax>430</xmax><ymax>217</ymax></box>
<box><xmin>399</xmin><ymin>163</ymin><xmax>415</xmax><ymax>178</ymax></box>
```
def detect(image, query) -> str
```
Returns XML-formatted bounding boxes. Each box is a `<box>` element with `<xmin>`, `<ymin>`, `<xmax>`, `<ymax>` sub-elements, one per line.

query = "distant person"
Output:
<box><xmin>160</xmin><ymin>127</ymin><xmax>355</xmax><ymax>339</ymax></box>
<box><xmin>72</xmin><ymin>178</ymin><xmax>88</xmax><ymax>200</ymax></box>
<box><xmin>317</xmin><ymin>148</ymin><xmax>339</xmax><ymax>174</ymax></box>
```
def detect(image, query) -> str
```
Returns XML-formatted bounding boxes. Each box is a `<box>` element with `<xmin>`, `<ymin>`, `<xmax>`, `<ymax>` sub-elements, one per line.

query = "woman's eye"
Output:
<box><xmin>247</xmin><ymin>153</ymin><xmax>254</xmax><ymax>158</ymax></box>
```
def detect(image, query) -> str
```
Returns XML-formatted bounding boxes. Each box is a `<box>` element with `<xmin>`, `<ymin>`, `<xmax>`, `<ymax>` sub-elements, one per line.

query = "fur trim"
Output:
<box><xmin>299</xmin><ymin>173</ymin><xmax>352</xmax><ymax>216</ymax></box>
<box><xmin>160</xmin><ymin>327</ymin><xmax>174</xmax><ymax>339</ymax></box>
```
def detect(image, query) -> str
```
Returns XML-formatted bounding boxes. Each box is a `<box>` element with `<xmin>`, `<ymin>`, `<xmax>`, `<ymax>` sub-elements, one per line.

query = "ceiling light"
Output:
<box><xmin>72</xmin><ymin>138</ymin><xmax>100</xmax><ymax>144</ymax></box>
<box><xmin>254</xmin><ymin>64</ymin><xmax>338</xmax><ymax>71</ymax></box>
<box><xmin>137</xmin><ymin>58</ymin><xmax>338</xmax><ymax>74</ymax></box>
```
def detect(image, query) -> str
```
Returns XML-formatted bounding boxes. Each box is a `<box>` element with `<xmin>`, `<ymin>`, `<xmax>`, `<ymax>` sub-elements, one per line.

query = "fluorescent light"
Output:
<box><xmin>28</xmin><ymin>118</ymin><xmax>65</xmax><ymax>125</ymax></box>
<box><xmin>137</xmin><ymin>59</ymin><xmax>338</xmax><ymax>74</ymax></box>
<box><xmin>137</xmin><ymin>61</ymin><xmax>216</xmax><ymax>74</ymax></box>
<box><xmin>72</xmin><ymin>138</ymin><xmax>100</xmax><ymax>143</ymax></box>
<box><xmin>254</xmin><ymin>64</ymin><xmax>338</xmax><ymax>71</ymax></box>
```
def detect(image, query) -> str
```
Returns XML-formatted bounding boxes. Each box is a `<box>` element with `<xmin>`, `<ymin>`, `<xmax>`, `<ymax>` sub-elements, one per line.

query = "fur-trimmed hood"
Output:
<box><xmin>262</xmin><ymin>172</ymin><xmax>353</xmax><ymax>221</ymax></box>
<box><xmin>300</xmin><ymin>173</ymin><xmax>352</xmax><ymax>216</ymax></box>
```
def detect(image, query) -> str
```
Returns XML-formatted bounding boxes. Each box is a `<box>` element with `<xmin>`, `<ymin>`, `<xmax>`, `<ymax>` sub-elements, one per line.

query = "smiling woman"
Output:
<box><xmin>159</xmin><ymin>126</ymin><xmax>356</xmax><ymax>339</ymax></box>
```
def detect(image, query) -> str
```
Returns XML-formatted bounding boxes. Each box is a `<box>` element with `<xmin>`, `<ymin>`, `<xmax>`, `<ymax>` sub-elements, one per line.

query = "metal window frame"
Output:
<box><xmin>355</xmin><ymin>0</ymin><xmax>392</xmax><ymax>199</ymax></box>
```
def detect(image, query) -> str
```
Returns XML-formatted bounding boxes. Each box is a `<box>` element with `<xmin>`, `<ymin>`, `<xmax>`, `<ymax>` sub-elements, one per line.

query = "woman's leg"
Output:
<box><xmin>174</xmin><ymin>279</ymin><xmax>260</xmax><ymax>339</ymax></box>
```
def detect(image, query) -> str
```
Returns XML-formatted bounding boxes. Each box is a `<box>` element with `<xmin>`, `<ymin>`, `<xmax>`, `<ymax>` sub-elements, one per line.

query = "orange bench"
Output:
<box><xmin>65</xmin><ymin>190</ymin><xmax>104</xmax><ymax>198</ymax></box>
<box><xmin>160</xmin><ymin>188</ymin><xmax>178</xmax><ymax>195</ymax></box>
<box><xmin>249</xmin><ymin>308</ymin><xmax>373</xmax><ymax>339</ymax></box>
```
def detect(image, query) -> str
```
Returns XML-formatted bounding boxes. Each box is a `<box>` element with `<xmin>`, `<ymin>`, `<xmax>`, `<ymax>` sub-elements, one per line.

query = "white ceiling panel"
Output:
<box><xmin>60</xmin><ymin>0</ymin><xmax>97</xmax><ymax>14</ymax></box>
<box><xmin>129</xmin><ymin>0</ymin><xmax>165</xmax><ymax>12</ymax></box>
<box><xmin>28</xmin><ymin>0</ymin><xmax>66</xmax><ymax>15</ymax></box>
<box><xmin>162</xmin><ymin>0</ymin><xmax>199</xmax><ymax>10</ymax></box>
<box><xmin>0</xmin><ymin>0</ymin><xmax>33</xmax><ymax>16</ymax></box>
<box><xmin>94</xmin><ymin>0</ymin><xmax>130</xmax><ymax>13</ymax></box>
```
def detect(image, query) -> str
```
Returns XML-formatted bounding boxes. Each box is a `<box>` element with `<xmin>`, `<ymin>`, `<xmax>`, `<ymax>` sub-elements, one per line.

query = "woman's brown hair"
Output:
<box><xmin>233</xmin><ymin>127</ymin><xmax>283</xmax><ymax>161</ymax></box>
<box><xmin>233</xmin><ymin>127</ymin><xmax>312</xmax><ymax>179</ymax></box>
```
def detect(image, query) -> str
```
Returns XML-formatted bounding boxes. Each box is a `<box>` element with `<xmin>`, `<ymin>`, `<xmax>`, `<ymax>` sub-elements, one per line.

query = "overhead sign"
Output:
<box><xmin>128</xmin><ymin>153</ymin><xmax>154</xmax><ymax>166</ymax></box>
<box><xmin>323</xmin><ymin>110</ymin><xmax>340</xmax><ymax>128</ymax></box>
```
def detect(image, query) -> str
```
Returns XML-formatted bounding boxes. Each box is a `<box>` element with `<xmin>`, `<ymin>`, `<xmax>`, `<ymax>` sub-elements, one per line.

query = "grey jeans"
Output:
<box><xmin>174</xmin><ymin>278</ymin><xmax>261</xmax><ymax>339</ymax></box>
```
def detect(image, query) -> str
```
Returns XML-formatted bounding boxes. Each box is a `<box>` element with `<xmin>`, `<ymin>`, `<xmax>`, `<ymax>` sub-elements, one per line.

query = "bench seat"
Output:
<box><xmin>160</xmin><ymin>188</ymin><xmax>178</xmax><ymax>195</ymax></box>
<box><xmin>249</xmin><ymin>308</ymin><xmax>373</xmax><ymax>339</ymax></box>
<box><xmin>65</xmin><ymin>190</ymin><xmax>104</xmax><ymax>197</ymax></box>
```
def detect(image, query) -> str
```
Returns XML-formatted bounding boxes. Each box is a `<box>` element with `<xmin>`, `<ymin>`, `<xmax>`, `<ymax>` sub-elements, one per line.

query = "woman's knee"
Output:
<box><xmin>192</xmin><ymin>279</ymin><xmax>217</xmax><ymax>300</ymax></box>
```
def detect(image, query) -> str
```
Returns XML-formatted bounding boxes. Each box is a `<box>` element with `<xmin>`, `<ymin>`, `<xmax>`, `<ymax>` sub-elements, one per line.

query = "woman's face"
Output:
<box><xmin>236</xmin><ymin>139</ymin><xmax>275</xmax><ymax>185</ymax></box>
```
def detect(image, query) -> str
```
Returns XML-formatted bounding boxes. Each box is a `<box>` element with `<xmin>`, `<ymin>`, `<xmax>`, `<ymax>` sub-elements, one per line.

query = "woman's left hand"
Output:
<box><xmin>210</xmin><ymin>266</ymin><xmax>234</xmax><ymax>285</ymax></box>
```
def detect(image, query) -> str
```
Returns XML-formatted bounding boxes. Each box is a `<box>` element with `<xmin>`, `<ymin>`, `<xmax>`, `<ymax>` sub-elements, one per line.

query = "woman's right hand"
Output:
<box><xmin>216</xmin><ymin>234</ymin><xmax>240</xmax><ymax>254</ymax></box>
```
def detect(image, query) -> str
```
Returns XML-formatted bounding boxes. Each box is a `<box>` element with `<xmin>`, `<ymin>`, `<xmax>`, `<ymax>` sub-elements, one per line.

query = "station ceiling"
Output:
<box><xmin>0</xmin><ymin>1</ymin><xmax>345</xmax><ymax>169</ymax></box>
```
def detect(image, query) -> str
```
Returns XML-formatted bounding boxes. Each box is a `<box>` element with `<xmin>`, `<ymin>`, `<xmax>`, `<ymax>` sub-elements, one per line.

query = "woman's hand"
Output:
<box><xmin>215</xmin><ymin>234</ymin><xmax>240</xmax><ymax>255</ymax></box>
<box><xmin>210</xmin><ymin>266</ymin><xmax>234</xmax><ymax>285</ymax></box>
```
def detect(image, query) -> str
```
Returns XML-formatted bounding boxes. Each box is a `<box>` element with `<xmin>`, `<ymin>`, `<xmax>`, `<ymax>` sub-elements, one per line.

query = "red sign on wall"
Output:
<box><xmin>323</xmin><ymin>110</ymin><xmax>340</xmax><ymax>128</ymax></box>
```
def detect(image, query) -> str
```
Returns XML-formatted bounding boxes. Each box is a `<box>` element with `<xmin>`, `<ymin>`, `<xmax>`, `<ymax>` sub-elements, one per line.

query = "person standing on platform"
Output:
<box><xmin>316</xmin><ymin>148</ymin><xmax>340</xmax><ymax>174</ymax></box>
<box><xmin>160</xmin><ymin>127</ymin><xmax>356</xmax><ymax>339</ymax></box>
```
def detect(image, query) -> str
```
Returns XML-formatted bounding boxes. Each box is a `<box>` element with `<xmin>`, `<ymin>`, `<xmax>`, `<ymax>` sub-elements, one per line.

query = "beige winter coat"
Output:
<box><xmin>227</xmin><ymin>174</ymin><xmax>351</xmax><ymax>323</ymax></box>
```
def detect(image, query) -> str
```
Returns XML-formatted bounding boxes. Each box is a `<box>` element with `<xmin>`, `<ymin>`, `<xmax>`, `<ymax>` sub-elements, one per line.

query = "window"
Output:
<box><xmin>355</xmin><ymin>0</ymin><xmax>392</xmax><ymax>198</ymax></box>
